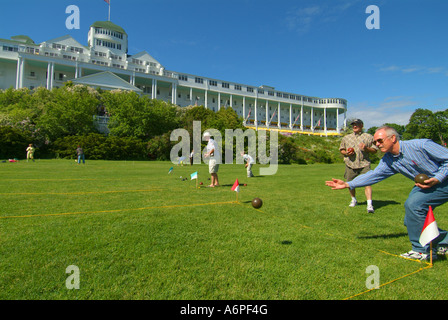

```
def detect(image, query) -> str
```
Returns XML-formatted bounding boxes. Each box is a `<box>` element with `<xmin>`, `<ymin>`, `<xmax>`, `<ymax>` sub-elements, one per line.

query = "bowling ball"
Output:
<box><xmin>252</xmin><ymin>198</ymin><xmax>263</xmax><ymax>209</ymax></box>
<box><xmin>415</xmin><ymin>174</ymin><xmax>429</xmax><ymax>184</ymax></box>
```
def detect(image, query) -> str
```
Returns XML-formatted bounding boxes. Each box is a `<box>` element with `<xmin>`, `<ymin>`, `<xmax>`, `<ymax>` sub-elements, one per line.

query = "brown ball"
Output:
<box><xmin>415</xmin><ymin>174</ymin><xmax>429</xmax><ymax>184</ymax></box>
<box><xmin>252</xmin><ymin>198</ymin><xmax>263</xmax><ymax>209</ymax></box>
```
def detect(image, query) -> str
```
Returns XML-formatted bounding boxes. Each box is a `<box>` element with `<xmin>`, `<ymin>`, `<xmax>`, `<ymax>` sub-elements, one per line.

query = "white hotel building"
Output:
<box><xmin>0</xmin><ymin>21</ymin><xmax>348</xmax><ymax>135</ymax></box>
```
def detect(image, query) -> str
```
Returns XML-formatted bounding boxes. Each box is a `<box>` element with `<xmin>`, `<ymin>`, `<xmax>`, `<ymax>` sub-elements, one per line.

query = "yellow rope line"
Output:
<box><xmin>0</xmin><ymin>189</ymin><xmax>162</xmax><ymax>196</ymax></box>
<box><xmin>0</xmin><ymin>201</ymin><xmax>238</xmax><ymax>219</ymax></box>
<box><xmin>0</xmin><ymin>196</ymin><xmax>436</xmax><ymax>298</ymax></box>
<box><xmin>237</xmin><ymin>204</ymin><xmax>436</xmax><ymax>300</ymax></box>
<box><xmin>343</xmin><ymin>264</ymin><xmax>433</xmax><ymax>300</ymax></box>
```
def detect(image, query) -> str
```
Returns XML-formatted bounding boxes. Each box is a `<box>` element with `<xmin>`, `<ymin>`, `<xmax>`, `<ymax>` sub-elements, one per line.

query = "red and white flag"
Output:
<box><xmin>231</xmin><ymin>179</ymin><xmax>240</xmax><ymax>193</ymax></box>
<box><xmin>419</xmin><ymin>206</ymin><xmax>440</xmax><ymax>247</ymax></box>
<box><xmin>104</xmin><ymin>0</ymin><xmax>110</xmax><ymax>4</ymax></box>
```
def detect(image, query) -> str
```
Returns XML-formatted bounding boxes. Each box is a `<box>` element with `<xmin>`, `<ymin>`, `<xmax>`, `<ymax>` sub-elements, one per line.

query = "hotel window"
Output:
<box><xmin>247</xmin><ymin>87</ymin><xmax>254</xmax><ymax>93</ymax></box>
<box><xmin>222</xmin><ymin>82</ymin><xmax>229</xmax><ymax>88</ymax></box>
<box><xmin>26</xmin><ymin>47</ymin><xmax>39</xmax><ymax>54</ymax></box>
<box><xmin>3</xmin><ymin>45</ymin><xmax>18</xmax><ymax>52</ymax></box>
<box><xmin>52</xmin><ymin>43</ymin><xmax>66</xmax><ymax>50</ymax></box>
<box><xmin>179</xmin><ymin>75</ymin><xmax>188</xmax><ymax>81</ymax></box>
<box><xmin>195</xmin><ymin>77</ymin><xmax>203</xmax><ymax>84</ymax></box>
<box><xmin>234</xmin><ymin>85</ymin><xmax>242</xmax><ymax>91</ymax></box>
<box><xmin>258</xmin><ymin>89</ymin><xmax>264</xmax><ymax>94</ymax></box>
<box><xmin>69</xmin><ymin>46</ymin><xmax>84</xmax><ymax>54</ymax></box>
<box><xmin>94</xmin><ymin>51</ymin><xmax>107</xmax><ymax>57</ymax></box>
<box><xmin>268</xmin><ymin>91</ymin><xmax>275</xmax><ymax>96</ymax></box>
<box><xmin>209</xmin><ymin>80</ymin><xmax>217</xmax><ymax>86</ymax></box>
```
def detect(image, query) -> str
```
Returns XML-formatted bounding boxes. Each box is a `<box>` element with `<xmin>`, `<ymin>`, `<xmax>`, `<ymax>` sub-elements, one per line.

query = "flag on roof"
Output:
<box><xmin>231</xmin><ymin>179</ymin><xmax>240</xmax><ymax>193</ymax></box>
<box><xmin>419</xmin><ymin>206</ymin><xmax>440</xmax><ymax>247</ymax></box>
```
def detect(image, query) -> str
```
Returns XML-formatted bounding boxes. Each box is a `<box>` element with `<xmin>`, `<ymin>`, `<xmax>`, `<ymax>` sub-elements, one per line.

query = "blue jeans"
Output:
<box><xmin>77</xmin><ymin>154</ymin><xmax>85</xmax><ymax>164</ymax></box>
<box><xmin>404</xmin><ymin>179</ymin><xmax>448</xmax><ymax>253</ymax></box>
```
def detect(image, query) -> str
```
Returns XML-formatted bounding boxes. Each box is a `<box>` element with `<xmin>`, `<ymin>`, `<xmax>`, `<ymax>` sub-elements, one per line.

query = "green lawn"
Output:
<box><xmin>1</xmin><ymin>160</ymin><xmax>447</xmax><ymax>300</ymax></box>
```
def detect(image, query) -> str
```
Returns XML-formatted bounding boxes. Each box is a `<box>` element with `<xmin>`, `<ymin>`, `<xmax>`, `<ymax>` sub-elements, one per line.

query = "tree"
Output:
<box><xmin>36</xmin><ymin>85</ymin><xmax>100</xmax><ymax>142</ymax></box>
<box><xmin>102</xmin><ymin>91</ymin><xmax>180</xmax><ymax>140</ymax></box>
<box><xmin>403</xmin><ymin>108</ymin><xmax>447</xmax><ymax>144</ymax></box>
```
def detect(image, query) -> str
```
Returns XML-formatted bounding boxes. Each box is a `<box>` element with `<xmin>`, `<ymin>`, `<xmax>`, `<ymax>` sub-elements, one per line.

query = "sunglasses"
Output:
<box><xmin>373</xmin><ymin>137</ymin><xmax>390</xmax><ymax>145</ymax></box>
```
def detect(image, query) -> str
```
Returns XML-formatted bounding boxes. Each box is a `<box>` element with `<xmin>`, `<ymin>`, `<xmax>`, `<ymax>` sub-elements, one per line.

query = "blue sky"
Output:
<box><xmin>1</xmin><ymin>0</ymin><xmax>447</xmax><ymax>130</ymax></box>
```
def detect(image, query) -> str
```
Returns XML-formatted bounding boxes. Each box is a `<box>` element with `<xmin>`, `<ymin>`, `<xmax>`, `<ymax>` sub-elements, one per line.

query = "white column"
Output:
<box><xmin>277</xmin><ymin>102</ymin><xmax>281</xmax><ymax>128</ymax></box>
<box><xmin>255</xmin><ymin>98</ymin><xmax>258</xmax><ymax>129</ymax></box>
<box><xmin>265</xmin><ymin>101</ymin><xmax>269</xmax><ymax>128</ymax></box>
<box><xmin>16</xmin><ymin>57</ymin><xmax>24</xmax><ymax>89</ymax></box>
<box><xmin>289</xmin><ymin>104</ymin><xmax>293</xmax><ymax>130</ymax></box>
<box><xmin>300</xmin><ymin>104</ymin><xmax>304</xmax><ymax>131</ymax></box>
<box><xmin>243</xmin><ymin>96</ymin><xmax>246</xmax><ymax>125</ymax></box>
<box><xmin>190</xmin><ymin>87</ymin><xmax>193</xmax><ymax>105</ymax></box>
<box><xmin>152</xmin><ymin>79</ymin><xmax>157</xmax><ymax>99</ymax></box>
<box><xmin>336</xmin><ymin>108</ymin><xmax>340</xmax><ymax>133</ymax></box>
<box><xmin>172</xmin><ymin>83</ymin><xmax>177</xmax><ymax>105</ymax></box>
<box><xmin>46</xmin><ymin>62</ymin><xmax>51</xmax><ymax>89</ymax></box>
<box><xmin>218</xmin><ymin>92</ymin><xmax>221</xmax><ymax>111</ymax></box>
<box><xmin>311</xmin><ymin>107</ymin><xmax>314</xmax><ymax>132</ymax></box>
<box><xmin>205</xmin><ymin>90</ymin><xmax>208</xmax><ymax>109</ymax></box>
<box><xmin>47</xmin><ymin>62</ymin><xmax>54</xmax><ymax>90</ymax></box>
<box><xmin>324</xmin><ymin>107</ymin><xmax>327</xmax><ymax>134</ymax></box>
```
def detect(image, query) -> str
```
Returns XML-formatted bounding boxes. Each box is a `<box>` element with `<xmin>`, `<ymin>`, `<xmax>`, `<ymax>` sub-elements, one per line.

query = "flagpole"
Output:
<box><xmin>430</xmin><ymin>241</ymin><xmax>433</xmax><ymax>266</ymax></box>
<box><xmin>108</xmin><ymin>0</ymin><xmax>111</xmax><ymax>21</ymax></box>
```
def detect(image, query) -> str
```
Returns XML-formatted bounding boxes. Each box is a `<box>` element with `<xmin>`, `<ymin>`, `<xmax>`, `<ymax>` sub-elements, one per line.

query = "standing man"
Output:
<box><xmin>326</xmin><ymin>126</ymin><xmax>448</xmax><ymax>261</ymax></box>
<box><xmin>26</xmin><ymin>144</ymin><xmax>35</xmax><ymax>162</ymax></box>
<box><xmin>241</xmin><ymin>152</ymin><xmax>255</xmax><ymax>177</ymax></box>
<box><xmin>76</xmin><ymin>145</ymin><xmax>85</xmax><ymax>164</ymax></box>
<box><xmin>339</xmin><ymin>119</ymin><xmax>378</xmax><ymax>213</ymax></box>
<box><xmin>203</xmin><ymin>132</ymin><xmax>220</xmax><ymax>187</ymax></box>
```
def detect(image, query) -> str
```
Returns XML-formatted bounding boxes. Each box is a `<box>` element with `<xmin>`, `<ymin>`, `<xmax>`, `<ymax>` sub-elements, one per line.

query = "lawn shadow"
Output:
<box><xmin>357</xmin><ymin>233</ymin><xmax>408</xmax><ymax>240</ymax></box>
<box><xmin>357</xmin><ymin>199</ymin><xmax>401</xmax><ymax>210</ymax></box>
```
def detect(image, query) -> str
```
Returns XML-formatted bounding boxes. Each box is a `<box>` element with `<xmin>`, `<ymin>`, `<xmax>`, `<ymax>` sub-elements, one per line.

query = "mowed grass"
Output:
<box><xmin>1</xmin><ymin>159</ymin><xmax>448</xmax><ymax>300</ymax></box>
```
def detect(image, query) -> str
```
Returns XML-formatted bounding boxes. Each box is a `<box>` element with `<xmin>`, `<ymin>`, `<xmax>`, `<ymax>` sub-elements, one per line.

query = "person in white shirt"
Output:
<box><xmin>203</xmin><ymin>132</ymin><xmax>220</xmax><ymax>187</ymax></box>
<box><xmin>241</xmin><ymin>152</ymin><xmax>255</xmax><ymax>177</ymax></box>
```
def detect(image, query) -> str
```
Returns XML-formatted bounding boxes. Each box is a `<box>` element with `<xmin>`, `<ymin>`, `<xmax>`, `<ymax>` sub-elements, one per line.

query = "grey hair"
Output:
<box><xmin>376</xmin><ymin>126</ymin><xmax>400</xmax><ymax>141</ymax></box>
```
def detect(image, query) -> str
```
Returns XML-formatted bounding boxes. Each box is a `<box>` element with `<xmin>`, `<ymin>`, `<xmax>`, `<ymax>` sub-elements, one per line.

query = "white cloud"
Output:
<box><xmin>347</xmin><ymin>97</ymin><xmax>418</xmax><ymax>129</ymax></box>
<box><xmin>285</xmin><ymin>1</ymin><xmax>361</xmax><ymax>34</ymax></box>
<box><xmin>379</xmin><ymin>64</ymin><xmax>447</xmax><ymax>75</ymax></box>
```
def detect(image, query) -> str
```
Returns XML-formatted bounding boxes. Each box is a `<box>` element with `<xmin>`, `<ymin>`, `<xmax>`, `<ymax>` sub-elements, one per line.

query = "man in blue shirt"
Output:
<box><xmin>326</xmin><ymin>126</ymin><xmax>448</xmax><ymax>261</ymax></box>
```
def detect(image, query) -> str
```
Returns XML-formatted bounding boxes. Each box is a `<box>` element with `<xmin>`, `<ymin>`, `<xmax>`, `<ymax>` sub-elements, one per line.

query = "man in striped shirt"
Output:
<box><xmin>326</xmin><ymin>126</ymin><xmax>448</xmax><ymax>261</ymax></box>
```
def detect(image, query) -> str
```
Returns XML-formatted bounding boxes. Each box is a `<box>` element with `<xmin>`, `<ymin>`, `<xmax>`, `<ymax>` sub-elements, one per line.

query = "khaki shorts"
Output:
<box><xmin>209</xmin><ymin>158</ymin><xmax>219</xmax><ymax>174</ymax></box>
<box><xmin>344</xmin><ymin>165</ymin><xmax>371</xmax><ymax>182</ymax></box>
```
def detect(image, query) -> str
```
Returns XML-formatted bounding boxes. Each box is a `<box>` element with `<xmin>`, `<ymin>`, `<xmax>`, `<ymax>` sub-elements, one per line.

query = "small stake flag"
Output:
<box><xmin>231</xmin><ymin>179</ymin><xmax>240</xmax><ymax>201</ymax></box>
<box><xmin>168</xmin><ymin>167</ymin><xmax>173</xmax><ymax>174</ymax></box>
<box><xmin>190</xmin><ymin>171</ymin><xmax>198</xmax><ymax>188</ymax></box>
<box><xmin>419</xmin><ymin>206</ymin><xmax>439</xmax><ymax>265</ymax></box>
<box><xmin>419</xmin><ymin>206</ymin><xmax>439</xmax><ymax>247</ymax></box>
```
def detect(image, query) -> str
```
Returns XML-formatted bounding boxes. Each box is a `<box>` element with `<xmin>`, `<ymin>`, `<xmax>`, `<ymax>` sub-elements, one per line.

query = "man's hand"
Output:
<box><xmin>416</xmin><ymin>177</ymin><xmax>439</xmax><ymax>189</ymax></box>
<box><xmin>325</xmin><ymin>178</ymin><xmax>349</xmax><ymax>190</ymax></box>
